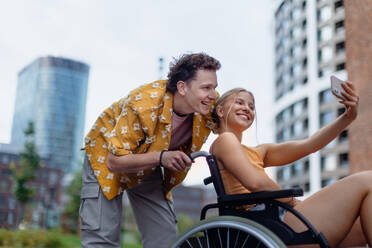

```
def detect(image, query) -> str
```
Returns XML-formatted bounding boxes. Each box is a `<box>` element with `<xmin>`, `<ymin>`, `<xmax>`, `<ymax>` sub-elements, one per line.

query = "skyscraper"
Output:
<box><xmin>11</xmin><ymin>56</ymin><xmax>89</xmax><ymax>173</ymax></box>
<box><xmin>273</xmin><ymin>0</ymin><xmax>347</xmax><ymax>194</ymax></box>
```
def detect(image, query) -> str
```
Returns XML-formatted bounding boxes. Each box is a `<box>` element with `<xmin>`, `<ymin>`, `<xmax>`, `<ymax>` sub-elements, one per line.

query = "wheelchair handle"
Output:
<box><xmin>189</xmin><ymin>151</ymin><xmax>211</xmax><ymax>160</ymax></box>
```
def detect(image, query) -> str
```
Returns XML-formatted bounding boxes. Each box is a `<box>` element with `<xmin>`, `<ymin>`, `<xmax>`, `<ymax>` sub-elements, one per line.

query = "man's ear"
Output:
<box><xmin>176</xmin><ymin>81</ymin><xmax>187</xmax><ymax>96</ymax></box>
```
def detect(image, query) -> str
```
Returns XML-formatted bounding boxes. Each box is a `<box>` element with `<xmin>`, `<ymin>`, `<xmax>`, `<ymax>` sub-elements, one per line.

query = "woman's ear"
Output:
<box><xmin>176</xmin><ymin>81</ymin><xmax>187</xmax><ymax>96</ymax></box>
<box><xmin>216</xmin><ymin>105</ymin><xmax>224</xmax><ymax>118</ymax></box>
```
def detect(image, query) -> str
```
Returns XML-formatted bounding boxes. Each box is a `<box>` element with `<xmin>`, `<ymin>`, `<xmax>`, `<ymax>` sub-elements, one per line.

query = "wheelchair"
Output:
<box><xmin>171</xmin><ymin>151</ymin><xmax>331</xmax><ymax>248</ymax></box>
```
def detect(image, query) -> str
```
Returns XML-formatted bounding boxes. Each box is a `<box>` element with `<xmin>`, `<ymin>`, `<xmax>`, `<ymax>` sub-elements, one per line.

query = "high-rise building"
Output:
<box><xmin>11</xmin><ymin>56</ymin><xmax>89</xmax><ymax>173</ymax></box>
<box><xmin>344</xmin><ymin>0</ymin><xmax>372</xmax><ymax>173</ymax></box>
<box><xmin>273</xmin><ymin>0</ymin><xmax>347</xmax><ymax>194</ymax></box>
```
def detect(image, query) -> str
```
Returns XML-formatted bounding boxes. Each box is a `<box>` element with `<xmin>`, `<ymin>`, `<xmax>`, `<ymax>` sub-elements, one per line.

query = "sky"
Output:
<box><xmin>0</xmin><ymin>0</ymin><xmax>277</xmax><ymax>185</ymax></box>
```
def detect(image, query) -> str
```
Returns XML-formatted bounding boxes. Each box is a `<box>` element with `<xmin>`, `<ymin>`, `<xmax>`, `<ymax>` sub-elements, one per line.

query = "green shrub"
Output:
<box><xmin>0</xmin><ymin>228</ymin><xmax>65</xmax><ymax>248</ymax></box>
<box><xmin>0</xmin><ymin>229</ymin><xmax>16</xmax><ymax>246</ymax></box>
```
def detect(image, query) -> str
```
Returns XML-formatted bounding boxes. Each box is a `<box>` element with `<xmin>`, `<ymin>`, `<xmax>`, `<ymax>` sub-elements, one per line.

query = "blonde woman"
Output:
<box><xmin>210</xmin><ymin>84</ymin><xmax>371</xmax><ymax>247</ymax></box>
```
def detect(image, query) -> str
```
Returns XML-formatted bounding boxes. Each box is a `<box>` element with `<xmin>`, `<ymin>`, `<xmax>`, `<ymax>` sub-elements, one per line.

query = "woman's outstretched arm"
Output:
<box><xmin>258</xmin><ymin>81</ymin><xmax>359</xmax><ymax>167</ymax></box>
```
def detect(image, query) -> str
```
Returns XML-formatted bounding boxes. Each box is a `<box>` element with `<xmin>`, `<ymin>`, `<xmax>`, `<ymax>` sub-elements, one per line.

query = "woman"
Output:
<box><xmin>210</xmin><ymin>83</ymin><xmax>371</xmax><ymax>247</ymax></box>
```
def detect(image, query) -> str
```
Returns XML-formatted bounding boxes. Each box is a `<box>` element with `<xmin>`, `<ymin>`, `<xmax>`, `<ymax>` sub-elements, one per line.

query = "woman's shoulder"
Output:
<box><xmin>211</xmin><ymin>132</ymin><xmax>241</xmax><ymax>154</ymax></box>
<box><xmin>214</xmin><ymin>132</ymin><xmax>240</xmax><ymax>146</ymax></box>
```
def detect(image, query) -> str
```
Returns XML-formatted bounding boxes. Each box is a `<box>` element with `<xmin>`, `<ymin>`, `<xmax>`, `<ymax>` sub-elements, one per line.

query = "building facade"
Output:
<box><xmin>344</xmin><ymin>0</ymin><xmax>372</xmax><ymax>173</ymax></box>
<box><xmin>273</xmin><ymin>0</ymin><xmax>348</xmax><ymax>194</ymax></box>
<box><xmin>0</xmin><ymin>143</ymin><xmax>63</xmax><ymax>229</ymax></box>
<box><xmin>173</xmin><ymin>184</ymin><xmax>216</xmax><ymax>221</ymax></box>
<box><xmin>11</xmin><ymin>56</ymin><xmax>89</xmax><ymax>173</ymax></box>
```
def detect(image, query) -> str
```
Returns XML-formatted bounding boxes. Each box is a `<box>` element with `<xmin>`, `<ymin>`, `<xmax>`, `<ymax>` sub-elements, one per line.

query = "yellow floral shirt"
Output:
<box><xmin>84</xmin><ymin>80</ymin><xmax>216</xmax><ymax>200</ymax></box>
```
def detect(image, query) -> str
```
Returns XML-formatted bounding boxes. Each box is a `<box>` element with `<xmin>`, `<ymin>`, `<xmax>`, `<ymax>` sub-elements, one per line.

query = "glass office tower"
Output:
<box><xmin>11</xmin><ymin>56</ymin><xmax>89</xmax><ymax>173</ymax></box>
<box><xmin>273</xmin><ymin>0</ymin><xmax>347</xmax><ymax>195</ymax></box>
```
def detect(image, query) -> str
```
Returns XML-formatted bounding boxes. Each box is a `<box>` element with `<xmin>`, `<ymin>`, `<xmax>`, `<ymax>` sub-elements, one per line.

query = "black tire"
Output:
<box><xmin>171</xmin><ymin>216</ymin><xmax>286</xmax><ymax>248</ymax></box>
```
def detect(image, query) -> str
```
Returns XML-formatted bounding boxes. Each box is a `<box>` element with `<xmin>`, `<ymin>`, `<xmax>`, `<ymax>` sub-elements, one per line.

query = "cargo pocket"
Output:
<box><xmin>79</xmin><ymin>183</ymin><xmax>101</xmax><ymax>230</ymax></box>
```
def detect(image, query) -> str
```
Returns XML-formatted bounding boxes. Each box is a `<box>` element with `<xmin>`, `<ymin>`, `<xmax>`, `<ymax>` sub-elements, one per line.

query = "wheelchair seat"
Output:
<box><xmin>172</xmin><ymin>151</ymin><xmax>330</xmax><ymax>248</ymax></box>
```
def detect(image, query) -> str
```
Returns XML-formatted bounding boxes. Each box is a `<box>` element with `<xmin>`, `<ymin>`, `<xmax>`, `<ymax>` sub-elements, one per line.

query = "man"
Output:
<box><xmin>80</xmin><ymin>53</ymin><xmax>221</xmax><ymax>248</ymax></box>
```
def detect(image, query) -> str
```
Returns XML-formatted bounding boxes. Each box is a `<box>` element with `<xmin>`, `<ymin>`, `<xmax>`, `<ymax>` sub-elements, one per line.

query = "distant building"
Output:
<box><xmin>344</xmin><ymin>0</ymin><xmax>372</xmax><ymax>173</ymax></box>
<box><xmin>0</xmin><ymin>143</ymin><xmax>63</xmax><ymax>229</ymax></box>
<box><xmin>172</xmin><ymin>184</ymin><xmax>216</xmax><ymax>221</ymax></box>
<box><xmin>11</xmin><ymin>56</ymin><xmax>89</xmax><ymax>173</ymax></box>
<box><xmin>272</xmin><ymin>0</ymin><xmax>348</xmax><ymax>194</ymax></box>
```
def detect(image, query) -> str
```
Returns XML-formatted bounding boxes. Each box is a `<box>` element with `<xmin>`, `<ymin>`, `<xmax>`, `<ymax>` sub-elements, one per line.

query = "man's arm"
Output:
<box><xmin>107</xmin><ymin>150</ymin><xmax>192</xmax><ymax>173</ymax></box>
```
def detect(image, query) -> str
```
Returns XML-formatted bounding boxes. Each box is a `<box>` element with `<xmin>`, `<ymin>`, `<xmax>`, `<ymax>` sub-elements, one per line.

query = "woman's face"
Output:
<box><xmin>218</xmin><ymin>91</ymin><xmax>255</xmax><ymax>132</ymax></box>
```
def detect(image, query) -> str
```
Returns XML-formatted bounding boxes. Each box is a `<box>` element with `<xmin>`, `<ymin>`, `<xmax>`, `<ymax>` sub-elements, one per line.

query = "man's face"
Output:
<box><xmin>182</xmin><ymin>69</ymin><xmax>218</xmax><ymax>115</ymax></box>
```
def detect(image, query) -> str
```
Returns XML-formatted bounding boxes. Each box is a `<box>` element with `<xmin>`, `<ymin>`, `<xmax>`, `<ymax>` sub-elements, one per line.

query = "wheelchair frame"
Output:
<box><xmin>171</xmin><ymin>151</ymin><xmax>330</xmax><ymax>248</ymax></box>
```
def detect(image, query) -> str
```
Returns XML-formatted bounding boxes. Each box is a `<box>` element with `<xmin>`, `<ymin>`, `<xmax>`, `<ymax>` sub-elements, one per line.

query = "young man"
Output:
<box><xmin>80</xmin><ymin>53</ymin><xmax>221</xmax><ymax>248</ymax></box>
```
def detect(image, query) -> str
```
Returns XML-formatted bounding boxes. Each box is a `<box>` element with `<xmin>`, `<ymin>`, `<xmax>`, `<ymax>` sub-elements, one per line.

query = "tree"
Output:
<box><xmin>11</xmin><ymin>121</ymin><xmax>40</xmax><ymax>227</ymax></box>
<box><xmin>62</xmin><ymin>170</ymin><xmax>82</xmax><ymax>234</ymax></box>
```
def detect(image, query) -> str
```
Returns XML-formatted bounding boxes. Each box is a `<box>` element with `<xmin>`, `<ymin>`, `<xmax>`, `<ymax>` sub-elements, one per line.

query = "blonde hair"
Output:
<box><xmin>211</xmin><ymin>88</ymin><xmax>255</xmax><ymax>133</ymax></box>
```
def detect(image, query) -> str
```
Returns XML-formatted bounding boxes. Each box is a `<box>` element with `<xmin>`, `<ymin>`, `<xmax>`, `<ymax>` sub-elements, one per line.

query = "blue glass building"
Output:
<box><xmin>11</xmin><ymin>56</ymin><xmax>89</xmax><ymax>173</ymax></box>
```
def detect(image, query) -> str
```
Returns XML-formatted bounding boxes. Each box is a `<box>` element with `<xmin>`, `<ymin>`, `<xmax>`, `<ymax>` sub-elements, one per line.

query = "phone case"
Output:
<box><xmin>330</xmin><ymin>75</ymin><xmax>346</xmax><ymax>100</ymax></box>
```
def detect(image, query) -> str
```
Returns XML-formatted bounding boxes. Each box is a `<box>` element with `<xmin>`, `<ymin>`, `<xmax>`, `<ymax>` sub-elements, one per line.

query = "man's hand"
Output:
<box><xmin>161</xmin><ymin>151</ymin><xmax>193</xmax><ymax>171</ymax></box>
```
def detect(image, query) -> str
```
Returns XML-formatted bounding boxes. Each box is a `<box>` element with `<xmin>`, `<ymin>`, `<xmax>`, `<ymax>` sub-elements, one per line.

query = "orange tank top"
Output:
<box><xmin>219</xmin><ymin>145</ymin><xmax>265</xmax><ymax>196</ymax></box>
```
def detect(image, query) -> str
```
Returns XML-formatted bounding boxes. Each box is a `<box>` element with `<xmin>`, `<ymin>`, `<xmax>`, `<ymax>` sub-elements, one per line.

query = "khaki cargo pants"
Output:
<box><xmin>79</xmin><ymin>156</ymin><xmax>178</xmax><ymax>248</ymax></box>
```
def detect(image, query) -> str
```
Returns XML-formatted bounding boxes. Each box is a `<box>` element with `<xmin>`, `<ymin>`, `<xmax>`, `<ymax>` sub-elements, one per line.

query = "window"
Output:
<box><xmin>0</xmin><ymin>196</ymin><xmax>5</xmax><ymax>209</ymax></box>
<box><xmin>319</xmin><ymin>89</ymin><xmax>333</xmax><ymax>104</ymax></box>
<box><xmin>339</xmin><ymin>130</ymin><xmax>348</xmax><ymax>143</ymax></box>
<box><xmin>304</xmin><ymin>182</ymin><xmax>310</xmax><ymax>192</ymax></box>
<box><xmin>320</xmin><ymin>110</ymin><xmax>333</xmax><ymax>126</ymax></box>
<box><xmin>322</xmin><ymin>178</ymin><xmax>336</xmax><ymax>187</ymax></box>
<box><xmin>283</xmin><ymin>166</ymin><xmax>291</xmax><ymax>180</ymax></box>
<box><xmin>321</xmin><ymin>154</ymin><xmax>337</xmax><ymax>171</ymax></box>
<box><xmin>7</xmin><ymin>212</ymin><xmax>14</xmax><ymax>225</ymax></box>
<box><xmin>318</xmin><ymin>5</ymin><xmax>332</xmax><ymax>22</ymax></box>
<box><xmin>294</xmin><ymin>101</ymin><xmax>303</xmax><ymax>116</ymax></box>
<box><xmin>339</xmin><ymin>153</ymin><xmax>349</xmax><ymax>167</ymax></box>
<box><xmin>302</xmin><ymin>77</ymin><xmax>308</xmax><ymax>85</ymax></box>
<box><xmin>291</xmin><ymin>162</ymin><xmax>303</xmax><ymax>176</ymax></box>
<box><xmin>294</xmin><ymin>64</ymin><xmax>302</xmax><ymax>76</ymax></box>
<box><xmin>302</xmin><ymin>38</ymin><xmax>307</xmax><ymax>48</ymax></box>
<box><xmin>335</xmin><ymin>20</ymin><xmax>344</xmax><ymax>34</ymax></box>
<box><xmin>334</xmin><ymin>0</ymin><xmax>344</xmax><ymax>12</ymax></box>
<box><xmin>336</xmin><ymin>41</ymin><xmax>345</xmax><ymax>54</ymax></box>
<box><xmin>338</xmin><ymin>107</ymin><xmax>345</xmax><ymax>116</ymax></box>
<box><xmin>294</xmin><ymin>120</ymin><xmax>303</xmax><ymax>136</ymax></box>
<box><xmin>277</xmin><ymin>168</ymin><xmax>283</xmax><ymax>181</ymax></box>
<box><xmin>304</xmin><ymin>160</ymin><xmax>310</xmax><ymax>173</ymax></box>
<box><xmin>293</xmin><ymin>44</ymin><xmax>302</xmax><ymax>56</ymax></box>
<box><xmin>293</xmin><ymin>7</ymin><xmax>302</xmax><ymax>20</ymax></box>
<box><xmin>0</xmin><ymin>181</ymin><xmax>8</xmax><ymax>193</ymax></box>
<box><xmin>318</xmin><ymin>25</ymin><xmax>332</xmax><ymax>42</ymax></box>
<box><xmin>320</xmin><ymin>46</ymin><xmax>333</xmax><ymax>62</ymax></box>
<box><xmin>293</xmin><ymin>26</ymin><xmax>302</xmax><ymax>39</ymax></box>
<box><xmin>336</xmin><ymin>62</ymin><xmax>346</xmax><ymax>71</ymax></box>
<box><xmin>319</xmin><ymin>66</ymin><xmax>332</xmax><ymax>78</ymax></box>
<box><xmin>303</xmin><ymin>118</ymin><xmax>309</xmax><ymax>131</ymax></box>
<box><xmin>8</xmin><ymin>197</ymin><xmax>16</xmax><ymax>210</ymax></box>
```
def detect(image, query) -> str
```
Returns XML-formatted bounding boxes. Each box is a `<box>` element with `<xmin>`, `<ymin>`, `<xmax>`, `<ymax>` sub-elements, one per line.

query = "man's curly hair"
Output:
<box><xmin>166</xmin><ymin>53</ymin><xmax>221</xmax><ymax>93</ymax></box>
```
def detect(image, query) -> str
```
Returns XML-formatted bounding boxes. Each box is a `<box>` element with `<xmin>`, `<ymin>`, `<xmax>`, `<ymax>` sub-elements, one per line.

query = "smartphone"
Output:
<box><xmin>330</xmin><ymin>75</ymin><xmax>347</xmax><ymax>100</ymax></box>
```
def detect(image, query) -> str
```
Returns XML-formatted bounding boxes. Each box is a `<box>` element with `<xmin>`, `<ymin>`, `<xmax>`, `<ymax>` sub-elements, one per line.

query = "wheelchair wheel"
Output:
<box><xmin>171</xmin><ymin>216</ymin><xmax>285</xmax><ymax>248</ymax></box>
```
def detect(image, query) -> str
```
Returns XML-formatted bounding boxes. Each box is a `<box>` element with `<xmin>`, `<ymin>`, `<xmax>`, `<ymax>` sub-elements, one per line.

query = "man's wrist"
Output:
<box><xmin>159</xmin><ymin>149</ymin><xmax>168</xmax><ymax>167</ymax></box>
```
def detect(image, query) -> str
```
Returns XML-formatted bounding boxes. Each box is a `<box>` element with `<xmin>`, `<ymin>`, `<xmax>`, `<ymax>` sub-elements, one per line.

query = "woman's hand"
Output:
<box><xmin>340</xmin><ymin>81</ymin><xmax>359</xmax><ymax>121</ymax></box>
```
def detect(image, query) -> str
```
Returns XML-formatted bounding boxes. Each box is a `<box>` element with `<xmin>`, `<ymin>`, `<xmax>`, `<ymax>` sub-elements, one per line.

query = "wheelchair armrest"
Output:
<box><xmin>219</xmin><ymin>188</ymin><xmax>303</xmax><ymax>207</ymax></box>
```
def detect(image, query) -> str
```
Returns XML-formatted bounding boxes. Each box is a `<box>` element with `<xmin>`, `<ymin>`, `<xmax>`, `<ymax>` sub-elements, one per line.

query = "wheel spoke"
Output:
<box><xmin>256</xmin><ymin>241</ymin><xmax>262</xmax><ymax>248</ymax></box>
<box><xmin>241</xmin><ymin>234</ymin><xmax>250</xmax><ymax>247</ymax></box>
<box><xmin>227</xmin><ymin>227</ymin><xmax>230</xmax><ymax>248</ymax></box>
<box><xmin>217</xmin><ymin>228</ymin><xmax>222</xmax><ymax>247</ymax></box>
<box><xmin>196</xmin><ymin>235</ymin><xmax>203</xmax><ymax>248</ymax></box>
<box><xmin>186</xmin><ymin>239</ymin><xmax>194</xmax><ymax>248</ymax></box>
<box><xmin>205</xmin><ymin>229</ymin><xmax>210</xmax><ymax>248</ymax></box>
<box><xmin>233</xmin><ymin>230</ymin><xmax>240</xmax><ymax>248</ymax></box>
